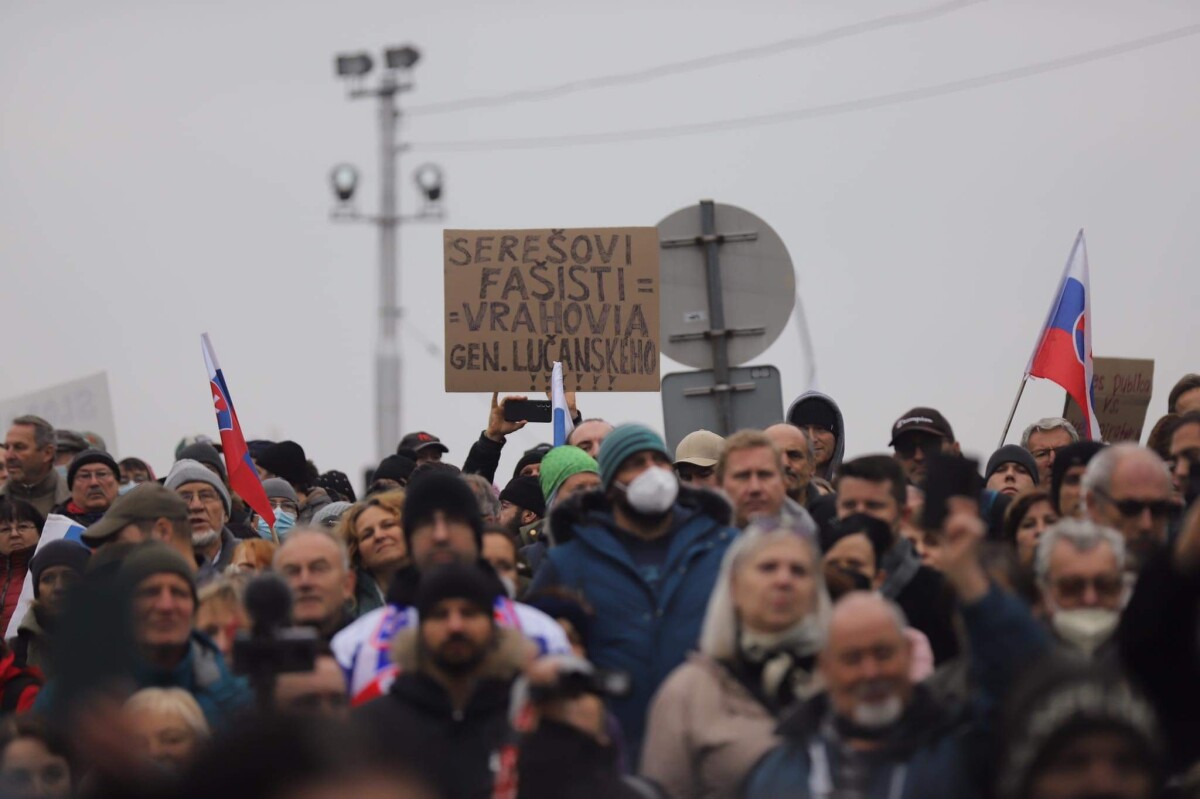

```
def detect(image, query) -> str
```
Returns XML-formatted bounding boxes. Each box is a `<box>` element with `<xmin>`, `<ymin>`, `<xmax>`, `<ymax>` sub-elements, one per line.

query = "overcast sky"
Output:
<box><xmin>3</xmin><ymin>0</ymin><xmax>1198</xmax><ymax>486</ymax></box>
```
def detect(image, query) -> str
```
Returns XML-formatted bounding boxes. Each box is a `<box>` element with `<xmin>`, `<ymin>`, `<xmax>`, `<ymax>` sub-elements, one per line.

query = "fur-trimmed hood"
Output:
<box><xmin>544</xmin><ymin>484</ymin><xmax>734</xmax><ymax>547</ymax></box>
<box><xmin>389</xmin><ymin>623</ymin><xmax>533</xmax><ymax>683</ymax></box>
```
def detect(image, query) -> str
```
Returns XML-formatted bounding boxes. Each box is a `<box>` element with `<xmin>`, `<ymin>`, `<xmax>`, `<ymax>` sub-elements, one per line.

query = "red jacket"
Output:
<box><xmin>0</xmin><ymin>649</ymin><xmax>41</xmax><ymax>713</ymax></box>
<box><xmin>0</xmin><ymin>548</ymin><xmax>32</xmax><ymax>636</ymax></box>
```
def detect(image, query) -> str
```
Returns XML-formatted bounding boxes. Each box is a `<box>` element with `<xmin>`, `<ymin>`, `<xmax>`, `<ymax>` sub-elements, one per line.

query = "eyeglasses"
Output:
<box><xmin>178</xmin><ymin>490</ymin><xmax>222</xmax><ymax>505</ymax></box>
<box><xmin>893</xmin><ymin>435</ymin><xmax>944</xmax><ymax>459</ymax></box>
<box><xmin>0</xmin><ymin>523</ymin><xmax>38</xmax><ymax>536</ymax></box>
<box><xmin>1092</xmin><ymin>488</ymin><xmax>1174</xmax><ymax>519</ymax></box>
<box><xmin>271</xmin><ymin>500</ymin><xmax>300</xmax><ymax>516</ymax></box>
<box><xmin>75</xmin><ymin>468</ymin><xmax>116</xmax><ymax>483</ymax></box>
<box><xmin>1052</xmin><ymin>574</ymin><xmax>1124</xmax><ymax>601</ymax></box>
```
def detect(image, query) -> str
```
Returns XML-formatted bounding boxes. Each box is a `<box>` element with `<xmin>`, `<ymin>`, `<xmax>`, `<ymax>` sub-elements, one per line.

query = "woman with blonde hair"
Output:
<box><xmin>196</xmin><ymin>579</ymin><xmax>249</xmax><ymax>662</ymax></box>
<box><xmin>338</xmin><ymin>490</ymin><xmax>409</xmax><ymax>618</ymax></box>
<box><xmin>641</xmin><ymin>515</ymin><xmax>830</xmax><ymax>799</ymax></box>
<box><xmin>124</xmin><ymin>687</ymin><xmax>211</xmax><ymax>773</ymax></box>
<box><xmin>228</xmin><ymin>538</ymin><xmax>277</xmax><ymax>576</ymax></box>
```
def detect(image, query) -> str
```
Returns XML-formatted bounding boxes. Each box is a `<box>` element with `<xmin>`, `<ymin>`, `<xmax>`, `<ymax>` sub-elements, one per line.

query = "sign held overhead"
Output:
<box><xmin>444</xmin><ymin>227</ymin><xmax>661</xmax><ymax>392</ymax></box>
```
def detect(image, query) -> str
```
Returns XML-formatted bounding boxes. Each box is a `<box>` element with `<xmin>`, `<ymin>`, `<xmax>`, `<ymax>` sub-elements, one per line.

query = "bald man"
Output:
<box><xmin>1083</xmin><ymin>443</ymin><xmax>1178</xmax><ymax>572</ymax></box>
<box><xmin>765</xmin><ymin>423</ymin><xmax>819</xmax><ymax>508</ymax></box>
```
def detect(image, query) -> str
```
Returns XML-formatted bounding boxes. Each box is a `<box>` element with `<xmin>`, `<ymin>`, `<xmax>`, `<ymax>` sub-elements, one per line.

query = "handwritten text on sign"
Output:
<box><xmin>443</xmin><ymin>228</ymin><xmax>661</xmax><ymax>392</ymax></box>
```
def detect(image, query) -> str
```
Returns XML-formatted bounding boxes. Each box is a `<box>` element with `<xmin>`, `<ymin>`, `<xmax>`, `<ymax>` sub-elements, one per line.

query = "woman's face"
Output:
<box><xmin>0</xmin><ymin>737</ymin><xmax>71</xmax><ymax>799</ymax></box>
<box><xmin>731</xmin><ymin>536</ymin><xmax>818</xmax><ymax>634</ymax></box>
<box><xmin>355</xmin><ymin>506</ymin><xmax>408</xmax><ymax>575</ymax></box>
<box><xmin>0</xmin><ymin>519</ymin><xmax>39</xmax><ymax>556</ymax></box>
<box><xmin>196</xmin><ymin>601</ymin><xmax>247</xmax><ymax>661</ymax></box>
<box><xmin>128</xmin><ymin>707</ymin><xmax>202</xmax><ymax>772</ymax></box>
<box><xmin>231</xmin><ymin>548</ymin><xmax>264</xmax><ymax>575</ymax></box>
<box><xmin>1017</xmin><ymin>500</ymin><xmax>1059</xmax><ymax>569</ymax></box>
<box><xmin>482</xmin><ymin>533</ymin><xmax>518</xmax><ymax>592</ymax></box>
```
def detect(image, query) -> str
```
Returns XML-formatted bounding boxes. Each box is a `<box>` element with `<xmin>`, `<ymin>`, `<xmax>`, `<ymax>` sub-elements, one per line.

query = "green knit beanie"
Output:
<box><xmin>121</xmin><ymin>542</ymin><xmax>198</xmax><ymax>602</ymax></box>
<box><xmin>597</xmin><ymin>424</ymin><xmax>672</xmax><ymax>490</ymax></box>
<box><xmin>539</xmin><ymin>446</ymin><xmax>600</xmax><ymax>504</ymax></box>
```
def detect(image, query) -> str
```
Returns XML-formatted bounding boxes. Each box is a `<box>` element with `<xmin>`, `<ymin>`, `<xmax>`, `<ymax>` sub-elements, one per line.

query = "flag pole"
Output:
<box><xmin>999</xmin><ymin>376</ymin><xmax>1029</xmax><ymax>448</ymax></box>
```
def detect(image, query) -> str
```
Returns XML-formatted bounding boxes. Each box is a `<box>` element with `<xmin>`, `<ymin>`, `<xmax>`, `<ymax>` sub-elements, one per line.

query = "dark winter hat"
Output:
<box><xmin>67</xmin><ymin>449</ymin><xmax>120</xmax><ymax>489</ymax></box>
<box><xmin>317</xmin><ymin>470</ymin><xmax>357</xmax><ymax>503</ymax></box>
<box><xmin>402</xmin><ymin>472</ymin><xmax>484</xmax><ymax>550</ymax></box>
<box><xmin>31</xmin><ymin>540</ymin><xmax>91</xmax><ymax>598</ymax></box>
<box><xmin>512</xmin><ymin>443</ymin><xmax>553</xmax><ymax>481</ymax></box>
<box><xmin>499</xmin><ymin>476</ymin><xmax>545</xmax><ymax>517</ymax></box>
<box><xmin>256</xmin><ymin>441</ymin><xmax>309</xmax><ymax>487</ymax></box>
<box><xmin>82</xmin><ymin>483</ymin><xmax>189</xmax><ymax>544</ymax></box>
<box><xmin>415</xmin><ymin>563</ymin><xmax>500</xmax><ymax>620</ymax></box>
<box><xmin>177</xmin><ymin>441</ymin><xmax>227</xmax><ymax>483</ymax></box>
<box><xmin>788</xmin><ymin>398</ymin><xmax>839</xmax><ymax>434</ymax></box>
<box><xmin>597</xmin><ymin>424</ymin><xmax>672</xmax><ymax>490</ymax></box>
<box><xmin>986</xmin><ymin>445</ymin><xmax>1040</xmax><ymax>486</ymax></box>
<box><xmin>889</xmin><ymin>407</ymin><xmax>955</xmax><ymax>446</ymax></box>
<box><xmin>120</xmin><ymin>542</ymin><xmax>197</xmax><ymax>601</ymax></box>
<box><xmin>398</xmin><ymin>432</ymin><xmax>449</xmax><ymax>456</ymax></box>
<box><xmin>261</xmin><ymin>478</ymin><xmax>299</xmax><ymax>506</ymax></box>
<box><xmin>246</xmin><ymin>440</ymin><xmax>275</xmax><ymax>461</ymax></box>
<box><xmin>374</xmin><ymin>454</ymin><xmax>417</xmax><ymax>485</ymax></box>
<box><xmin>1050</xmin><ymin>441</ymin><xmax>1106</xmax><ymax>514</ymax></box>
<box><xmin>817</xmin><ymin>512</ymin><xmax>892</xmax><ymax>564</ymax></box>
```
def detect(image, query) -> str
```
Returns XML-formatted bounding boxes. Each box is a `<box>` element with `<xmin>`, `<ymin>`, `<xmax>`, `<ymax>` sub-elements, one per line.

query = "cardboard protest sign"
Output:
<box><xmin>0</xmin><ymin>372</ymin><xmax>117</xmax><ymax>452</ymax></box>
<box><xmin>1065</xmin><ymin>357</ymin><xmax>1155</xmax><ymax>443</ymax></box>
<box><xmin>444</xmin><ymin>228</ymin><xmax>661</xmax><ymax>392</ymax></box>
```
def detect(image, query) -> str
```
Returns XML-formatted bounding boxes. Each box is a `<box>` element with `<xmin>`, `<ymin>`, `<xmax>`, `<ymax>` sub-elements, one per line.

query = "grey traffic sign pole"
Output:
<box><xmin>660</xmin><ymin>200</ymin><xmax>762</xmax><ymax>435</ymax></box>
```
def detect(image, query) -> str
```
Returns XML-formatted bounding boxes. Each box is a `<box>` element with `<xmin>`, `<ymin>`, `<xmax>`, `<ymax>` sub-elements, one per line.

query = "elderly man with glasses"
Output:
<box><xmin>1035</xmin><ymin>518</ymin><xmax>1127</xmax><ymax>662</ymax></box>
<box><xmin>1082</xmin><ymin>443</ymin><xmax>1177</xmax><ymax>573</ymax></box>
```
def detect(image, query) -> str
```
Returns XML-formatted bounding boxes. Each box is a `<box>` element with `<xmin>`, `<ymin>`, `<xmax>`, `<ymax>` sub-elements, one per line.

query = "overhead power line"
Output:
<box><xmin>407</xmin><ymin>0</ymin><xmax>984</xmax><ymax>115</ymax></box>
<box><xmin>411</xmin><ymin>22</ymin><xmax>1200</xmax><ymax>152</ymax></box>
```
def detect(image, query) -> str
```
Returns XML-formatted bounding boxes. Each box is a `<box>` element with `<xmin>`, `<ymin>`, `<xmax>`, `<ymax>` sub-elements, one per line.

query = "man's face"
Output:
<box><xmin>721</xmin><ymin>446</ymin><xmax>787</xmax><ymax>527</ymax></box>
<box><xmin>1177</xmin><ymin>387</ymin><xmax>1200</xmax><ymax>415</ymax></box>
<box><xmin>614</xmin><ymin>450</ymin><xmax>672</xmax><ymax>487</ymax></box>
<box><xmin>410</xmin><ymin>511</ymin><xmax>478</xmax><ymax>570</ymax></box>
<box><xmin>674</xmin><ymin>462</ymin><xmax>717</xmax><ymax>489</ymax></box>
<box><xmin>134</xmin><ymin>573</ymin><xmax>195</xmax><ymax>650</ymax></box>
<box><xmin>569</xmin><ymin>420</ymin><xmax>613</xmax><ymax>458</ymax></box>
<box><xmin>801</xmin><ymin>425</ymin><xmax>836</xmax><ymax>471</ymax></box>
<box><xmin>836</xmin><ymin>476</ymin><xmax>903</xmax><ymax>531</ymax></box>
<box><xmin>824</xmin><ymin>534</ymin><xmax>879</xmax><ymax>586</ymax></box>
<box><xmin>1027</xmin><ymin>730</ymin><xmax>1154</xmax><ymax>799</ymax></box>
<box><xmin>986</xmin><ymin>462</ymin><xmax>1036</xmax><ymax>497</ymax></box>
<box><xmin>497</xmin><ymin>501</ymin><xmax>534</xmax><ymax>535</ymax></box>
<box><xmin>3</xmin><ymin>425</ymin><xmax>53</xmax><ymax>484</ymax></box>
<box><xmin>414</xmin><ymin>448</ymin><xmax>442</xmax><ymax>464</ymax></box>
<box><xmin>276</xmin><ymin>534</ymin><xmax>354</xmax><ymax>632</ymax></box>
<box><xmin>1167</xmin><ymin>421</ymin><xmax>1200</xmax><ymax>496</ymax></box>
<box><xmin>274</xmin><ymin>655</ymin><xmax>350</xmax><ymax>719</ymax></box>
<box><xmin>820</xmin><ymin>602</ymin><xmax>913</xmax><ymax>730</ymax></box>
<box><xmin>71</xmin><ymin>463</ymin><xmax>119</xmax><ymax>512</ymax></box>
<box><xmin>1043</xmin><ymin>539</ymin><xmax>1123</xmax><ymax>612</ymax></box>
<box><xmin>421</xmin><ymin>598</ymin><xmax>495</xmax><ymax>675</ymax></box>
<box><xmin>1027</xmin><ymin>428</ymin><xmax>1075</xmax><ymax>486</ymax></box>
<box><xmin>37</xmin><ymin>566</ymin><xmax>77</xmax><ymax>617</ymax></box>
<box><xmin>175</xmin><ymin>481</ymin><xmax>228</xmax><ymax>538</ymax></box>
<box><xmin>1086</xmin><ymin>456</ymin><xmax>1173</xmax><ymax>562</ymax></box>
<box><xmin>1058</xmin><ymin>466</ymin><xmax>1088</xmax><ymax>518</ymax></box>
<box><xmin>892</xmin><ymin>431</ymin><xmax>954</xmax><ymax>486</ymax></box>
<box><xmin>765</xmin><ymin>424</ymin><xmax>814</xmax><ymax>500</ymax></box>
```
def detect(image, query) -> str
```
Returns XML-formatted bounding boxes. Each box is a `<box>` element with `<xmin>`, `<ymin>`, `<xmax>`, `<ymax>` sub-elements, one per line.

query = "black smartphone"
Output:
<box><xmin>920</xmin><ymin>454</ymin><xmax>981</xmax><ymax>532</ymax></box>
<box><xmin>503</xmin><ymin>399</ymin><xmax>552</xmax><ymax>423</ymax></box>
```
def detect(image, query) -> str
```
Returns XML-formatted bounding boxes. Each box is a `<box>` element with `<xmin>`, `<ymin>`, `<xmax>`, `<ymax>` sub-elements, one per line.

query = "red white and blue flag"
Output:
<box><xmin>1025</xmin><ymin>230</ymin><xmax>1102</xmax><ymax>440</ymax></box>
<box><xmin>201</xmin><ymin>333</ymin><xmax>276</xmax><ymax>528</ymax></box>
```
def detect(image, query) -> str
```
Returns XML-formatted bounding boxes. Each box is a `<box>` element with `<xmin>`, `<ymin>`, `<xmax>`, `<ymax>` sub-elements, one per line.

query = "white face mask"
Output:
<box><xmin>622</xmin><ymin>467</ymin><xmax>679</xmax><ymax>516</ymax></box>
<box><xmin>1051</xmin><ymin>608</ymin><xmax>1119</xmax><ymax>656</ymax></box>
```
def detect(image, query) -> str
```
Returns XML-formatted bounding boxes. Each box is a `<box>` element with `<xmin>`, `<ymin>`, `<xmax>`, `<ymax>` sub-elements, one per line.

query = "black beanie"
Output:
<box><xmin>789</xmin><ymin>398</ymin><xmax>838</xmax><ymax>434</ymax></box>
<box><xmin>512</xmin><ymin>443</ymin><xmax>553</xmax><ymax>481</ymax></box>
<box><xmin>120</xmin><ymin>542</ymin><xmax>198</xmax><ymax>601</ymax></box>
<box><xmin>374</xmin><ymin>454</ymin><xmax>417</xmax><ymax>485</ymax></box>
<box><xmin>317</xmin><ymin>470</ymin><xmax>357</xmax><ymax>503</ymax></box>
<box><xmin>256</xmin><ymin>440</ymin><xmax>308</xmax><ymax>487</ymax></box>
<box><xmin>68</xmin><ymin>450</ymin><xmax>120</xmax><ymax>490</ymax></box>
<box><xmin>415</xmin><ymin>563</ymin><xmax>500</xmax><ymax>619</ymax></box>
<box><xmin>499</xmin><ymin>476</ymin><xmax>545</xmax><ymax>517</ymax></box>
<box><xmin>30</xmin><ymin>540</ymin><xmax>91</xmax><ymax>598</ymax></box>
<box><xmin>403</xmin><ymin>472</ymin><xmax>484</xmax><ymax>550</ymax></box>
<box><xmin>986</xmin><ymin>445</ymin><xmax>1040</xmax><ymax>486</ymax></box>
<box><xmin>1050</xmin><ymin>441</ymin><xmax>1106</xmax><ymax>513</ymax></box>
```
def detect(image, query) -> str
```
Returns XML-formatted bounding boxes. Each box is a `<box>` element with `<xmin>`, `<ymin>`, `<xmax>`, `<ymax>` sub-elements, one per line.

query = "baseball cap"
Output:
<box><xmin>674</xmin><ymin>430</ymin><xmax>725</xmax><ymax>468</ymax></box>
<box><xmin>889</xmin><ymin>407</ymin><xmax>955</xmax><ymax>446</ymax></box>
<box><xmin>82</xmin><ymin>483</ymin><xmax>189</xmax><ymax>544</ymax></box>
<box><xmin>398</xmin><ymin>432</ymin><xmax>449</xmax><ymax>455</ymax></box>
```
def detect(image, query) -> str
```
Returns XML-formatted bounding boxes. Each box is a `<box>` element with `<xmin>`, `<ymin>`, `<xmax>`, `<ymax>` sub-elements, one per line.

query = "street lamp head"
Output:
<box><xmin>414</xmin><ymin>163</ymin><xmax>443</xmax><ymax>203</ymax></box>
<box><xmin>335</xmin><ymin>52</ymin><xmax>374</xmax><ymax>78</ymax></box>
<box><xmin>385</xmin><ymin>45</ymin><xmax>421</xmax><ymax>70</ymax></box>
<box><xmin>330</xmin><ymin>163</ymin><xmax>360</xmax><ymax>203</ymax></box>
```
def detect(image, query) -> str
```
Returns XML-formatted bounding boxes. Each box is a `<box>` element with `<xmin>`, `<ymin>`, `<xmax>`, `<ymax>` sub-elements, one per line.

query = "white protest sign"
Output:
<box><xmin>5</xmin><ymin>515</ymin><xmax>87</xmax><ymax>640</ymax></box>
<box><xmin>0</xmin><ymin>372</ymin><xmax>118</xmax><ymax>452</ymax></box>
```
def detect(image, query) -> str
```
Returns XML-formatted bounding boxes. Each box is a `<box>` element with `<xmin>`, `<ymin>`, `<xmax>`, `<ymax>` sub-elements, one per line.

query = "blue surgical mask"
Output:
<box><xmin>256</xmin><ymin>510</ymin><xmax>297</xmax><ymax>540</ymax></box>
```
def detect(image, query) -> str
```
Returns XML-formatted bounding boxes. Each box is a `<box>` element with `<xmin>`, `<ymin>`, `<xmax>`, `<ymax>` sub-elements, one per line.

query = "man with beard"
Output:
<box><xmin>354</xmin><ymin>563</ymin><xmax>525</xmax><ymax>799</ymax></box>
<box><xmin>497</xmin><ymin>475</ymin><xmax>544</xmax><ymax>538</ymax></box>
<box><xmin>529</xmin><ymin>423</ymin><xmax>738</xmax><ymax>758</ymax></box>
<box><xmin>165</xmin><ymin>460</ymin><xmax>236</xmax><ymax>586</ymax></box>
<box><xmin>745</xmin><ymin>505</ymin><xmax>1049</xmax><ymax>798</ymax></box>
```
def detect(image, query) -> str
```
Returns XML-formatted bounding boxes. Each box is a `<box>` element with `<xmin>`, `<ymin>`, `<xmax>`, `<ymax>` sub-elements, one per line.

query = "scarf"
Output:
<box><xmin>738</xmin><ymin>618</ymin><xmax>825</xmax><ymax>704</ymax></box>
<box><xmin>878</xmin><ymin>538</ymin><xmax>920</xmax><ymax>600</ymax></box>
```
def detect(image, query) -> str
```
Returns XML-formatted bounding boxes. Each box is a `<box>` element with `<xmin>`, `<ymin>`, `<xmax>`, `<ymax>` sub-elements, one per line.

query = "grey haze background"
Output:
<box><xmin>2</xmin><ymin>0</ymin><xmax>1197</xmax><ymax>485</ymax></box>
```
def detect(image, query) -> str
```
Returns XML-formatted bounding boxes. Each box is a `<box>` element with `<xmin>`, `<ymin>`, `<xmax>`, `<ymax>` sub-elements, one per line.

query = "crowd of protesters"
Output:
<box><xmin>0</xmin><ymin>372</ymin><xmax>1198</xmax><ymax>798</ymax></box>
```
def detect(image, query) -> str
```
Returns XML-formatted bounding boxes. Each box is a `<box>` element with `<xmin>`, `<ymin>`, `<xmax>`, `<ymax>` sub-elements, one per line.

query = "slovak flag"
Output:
<box><xmin>551</xmin><ymin>361</ymin><xmax>574</xmax><ymax>447</ymax></box>
<box><xmin>201</xmin><ymin>334</ymin><xmax>276</xmax><ymax>528</ymax></box>
<box><xmin>1026</xmin><ymin>230</ymin><xmax>1102</xmax><ymax>440</ymax></box>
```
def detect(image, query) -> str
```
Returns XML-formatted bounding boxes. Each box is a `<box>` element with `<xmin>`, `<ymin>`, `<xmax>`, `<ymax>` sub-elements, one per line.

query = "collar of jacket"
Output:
<box><xmin>390</xmin><ymin>624</ymin><xmax>529</xmax><ymax>681</ymax></box>
<box><xmin>545</xmin><ymin>483</ymin><xmax>733</xmax><ymax>547</ymax></box>
<box><xmin>134</xmin><ymin>631</ymin><xmax>226</xmax><ymax>690</ymax></box>
<box><xmin>6</xmin><ymin>470</ymin><xmax>61</xmax><ymax>499</ymax></box>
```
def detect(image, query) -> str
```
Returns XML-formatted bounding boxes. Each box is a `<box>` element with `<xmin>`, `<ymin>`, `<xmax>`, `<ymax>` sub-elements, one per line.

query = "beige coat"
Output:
<box><xmin>640</xmin><ymin>653</ymin><xmax>781</xmax><ymax>799</ymax></box>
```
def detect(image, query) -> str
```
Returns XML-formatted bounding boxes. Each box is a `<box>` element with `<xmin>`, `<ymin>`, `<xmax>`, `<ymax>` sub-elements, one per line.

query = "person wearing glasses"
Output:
<box><xmin>51</xmin><ymin>449</ymin><xmax>121</xmax><ymax>527</ymax></box>
<box><xmin>1019</xmin><ymin>417</ymin><xmax>1080</xmax><ymax>488</ymax></box>
<box><xmin>0</xmin><ymin>499</ymin><xmax>42</xmax><ymax>634</ymax></box>
<box><xmin>165</xmin><ymin>460</ymin><xmax>236</xmax><ymax>587</ymax></box>
<box><xmin>1034</xmin><ymin>519</ymin><xmax>1126</xmax><ymax>662</ymax></box>
<box><xmin>1081</xmin><ymin>443</ymin><xmax>1176</xmax><ymax>573</ymax></box>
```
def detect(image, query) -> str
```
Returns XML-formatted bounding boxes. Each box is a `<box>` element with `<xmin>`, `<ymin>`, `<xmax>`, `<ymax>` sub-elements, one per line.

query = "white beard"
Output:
<box><xmin>192</xmin><ymin>529</ymin><xmax>219</xmax><ymax>548</ymax></box>
<box><xmin>852</xmin><ymin>695</ymin><xmax>904</xmax><ymax>729</ymax></box>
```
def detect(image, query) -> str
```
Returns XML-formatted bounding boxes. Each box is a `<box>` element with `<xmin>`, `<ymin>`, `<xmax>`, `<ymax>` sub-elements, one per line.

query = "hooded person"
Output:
<box><xmin>330</xmin><ymin>472</ymin><xmax>571</xmax><ymax>706</ymax></box>
<box><xmin>9</xmin><ymin>540</ymin><xmax>90</xmax><ymax>675</ymax></box>
<box><xmin>785</xmin><ymin>391</ymin><xmax>846</xmax><ymax>482</ymax></box>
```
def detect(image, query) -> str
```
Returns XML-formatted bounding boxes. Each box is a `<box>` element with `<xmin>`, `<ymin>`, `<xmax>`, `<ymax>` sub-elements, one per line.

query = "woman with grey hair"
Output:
<box><xmin>640</xmin><ymin>514</ymin><xmax>830</xmax><ymax>799</ymax></box>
